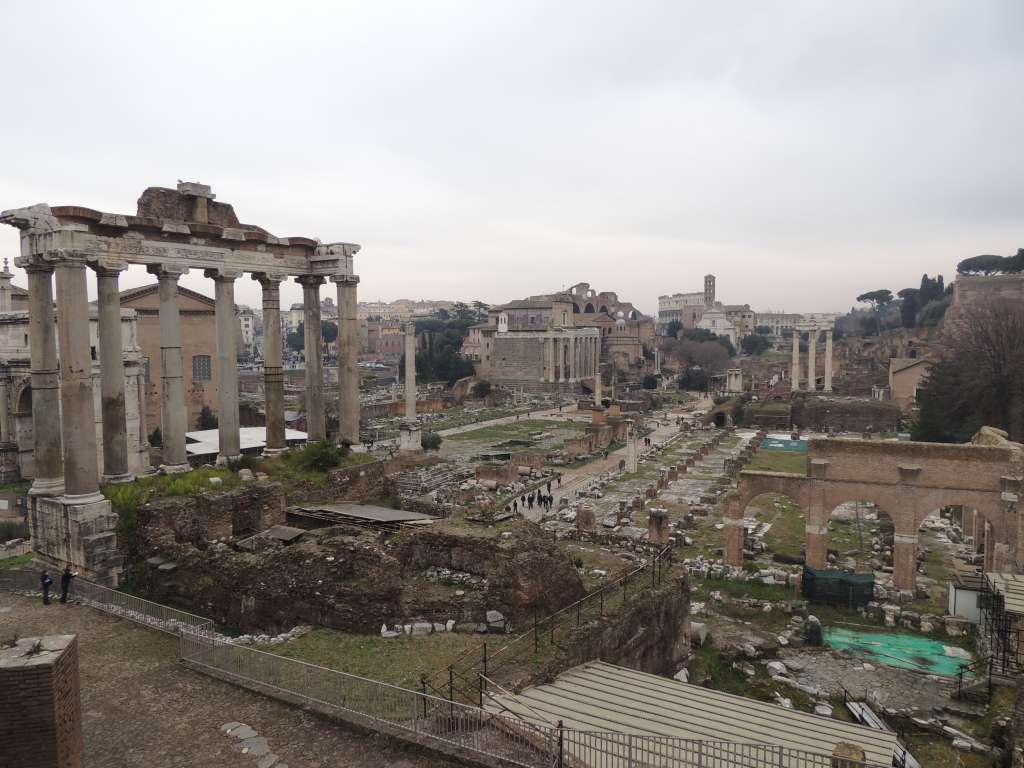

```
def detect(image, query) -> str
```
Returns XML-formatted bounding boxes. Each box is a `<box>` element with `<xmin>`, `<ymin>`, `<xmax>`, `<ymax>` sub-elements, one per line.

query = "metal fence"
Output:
<box><xmin>2</xmin><ymin>567</ymin><xmax>894</xmax><ymax>768</ymax></box>
<box><xmin>428</xmin><ymin>546</ymin><xmax>677</xmax><ymax>704</ymax></box>
<box><xmin>0</xmin><ymin>568</ymin><xmax>210</xmax><ymax>635</ymax></box>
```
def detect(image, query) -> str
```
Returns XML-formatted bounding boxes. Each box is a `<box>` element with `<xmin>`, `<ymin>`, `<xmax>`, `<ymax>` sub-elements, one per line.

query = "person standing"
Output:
<box><xmin>60</xmin><ymin>564</ymin><xmax>77</xmax><ymax>604</ymax></box>
<box><xmin>40</xmin><ymin>570</ymin><xmax>53</xmax><ymax>605</ymax></box>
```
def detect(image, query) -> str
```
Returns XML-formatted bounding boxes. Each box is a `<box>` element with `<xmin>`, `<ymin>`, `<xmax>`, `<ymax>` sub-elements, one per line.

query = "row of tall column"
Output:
<box><xmin>26</xmin><ymin>261</ymin><xmax>361</xmax><ymax>504</ymax></box>
<box><xmin>543</xmin><ymin>334</ymin><xmax>600</xmax><ymax>383</ymax></box>
<box><xmin>790</xmin><ymin>328</ymin><xmax>833</xmax><ymax>393</ymax></box>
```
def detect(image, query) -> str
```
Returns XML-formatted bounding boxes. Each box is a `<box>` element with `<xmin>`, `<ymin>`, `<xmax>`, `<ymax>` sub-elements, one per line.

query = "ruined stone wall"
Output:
<box><xmin>393</xmin><ymin>522</ymin><xmax>585</xmax><ymax>621</ymax></box>
<box><xmin>792</xmin><ymin>396</ymin><xmax>901</xmax><ymax>433</ymax></box>
<box><xmin>138</xmin><ymin>482</ymin><xmax>286</xmax><ymax>551</ymax></box>
<box><xmin>529</xmin><ymin>575</ymin><xmax>690</xmax><ymax>686</ymax></box>
<box><xmin>948</xmin><ymin>274</ymin><xmax>1024</xmax><ymax>329</ymax></box>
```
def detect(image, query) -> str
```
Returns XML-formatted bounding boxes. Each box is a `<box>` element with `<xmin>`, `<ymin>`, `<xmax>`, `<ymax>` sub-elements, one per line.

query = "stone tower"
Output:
<box><xmin>703</xmin><ymin>274</ymin><xmax>716</xmax><ymax>307</ymax></box>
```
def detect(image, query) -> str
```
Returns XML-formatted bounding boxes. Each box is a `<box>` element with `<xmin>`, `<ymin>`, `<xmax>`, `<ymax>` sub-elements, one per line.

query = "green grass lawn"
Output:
<box><xmin>0</xmin><ymin>552</ymin><xmax>32</xmax><ymax>570</ymax></box>
<box><xmin>446</xmin><ymin>419</ymin><xmax>582</xmax><ymax>444</ymax></box>
<box><xmin>758</xmin><ymin>496</ymin><xmax>805</xmax><ymax>560</ymax></box>
<box><xmin>746</xmin><ymin>450</ymin><xmax>807</xmax><ymax>475</ymax></box>
<box><xmin>264</xmin><ymin>628</ymin><xmax>486</xmax><ymax>689</ymax></box>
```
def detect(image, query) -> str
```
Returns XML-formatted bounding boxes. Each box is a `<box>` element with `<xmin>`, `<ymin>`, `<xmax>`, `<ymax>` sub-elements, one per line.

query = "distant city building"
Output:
<box><xmin>357</xmin><ymin>299</ymin><xmax>455</xmax><ymax>321</ymax></box>
<box><xmin>696</xmin><ymin>306</ymin><xmax>737</xmax><ymax>346</ymax></box>
<box><xmin>658</xmin><ymin>274</ymin><xmax>716</xmax><ymax>330</ymax></box>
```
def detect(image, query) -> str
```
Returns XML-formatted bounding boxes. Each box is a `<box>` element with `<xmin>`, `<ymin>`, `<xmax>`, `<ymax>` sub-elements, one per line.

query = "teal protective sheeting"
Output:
<box><xmin>802</xmin><ymin>566</ymin><xmax>874</xmax><ymax>608</ymax></box>
<box><xmin>761</xmin><ymin>438</ymin><xmax>807</xmax><ymax>452</ymax></box>
<box><xmin>825</xmin><ymin>627</ymin><xmax>972</xmax><ymax>677</ymax></box>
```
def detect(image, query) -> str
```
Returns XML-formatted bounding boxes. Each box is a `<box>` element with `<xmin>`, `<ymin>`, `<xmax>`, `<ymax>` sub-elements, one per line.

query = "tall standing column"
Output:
<box><xmin>557</xmin><ymin>338</ymin><xmax>565</xmax><ymax>382</ymax></box>
<box><xmin>333</xmin><ymin>275</ymin><xmax>361</xmax><ymax>445</ymax></box>
<box><xmin>544</xmin><ymin>337</ymin><xmax>554</xmax><ymax>382</ymax></box>
<box><xmin>207</xmin><ymin>270</ymin><xmax>242</xmax><ymax>463</ymax></box>
<box><xmin>54</xmin><ymin>261</ymin><xmax>102</xmax><ymax>500</ymax></box>
<box><xmin>567</xmin><ymin>336</ymin><xmax>576</xmax><ymax>382</ymax></box>
<box><xmin>298</xmin><ymin>276</ymin><xmax>326</xmax><ymax>442</ymax></box>
<box><xmin>255</xmin><ymin>274</ymin><xmax>286</xmax><ymax>454</ymax></box>
<box><xmin>148</xmin><ymin>266</ymin><xmax>190</xmax><ymax>472</ymax></box>
<box><xmin>807</xmin><ymin>329</ymin><xmax>817</xmax><ymax>392</ymax></box>
<box><xmin>404</xmin><ymin>322</ymin><xmax>417</xmax><ymax>419</ymax></box>
<box><xmin>824</xmin><ymin>330</ymin><xmax>834</xmax><ymax>392</ymax></box>
<box><xmin>94</xmin><ymin>264</ymin><xmax>132</xmax><ymax>483</ymax></box>
<box><xmin>26</xmin><ymin>265</ymin><xmax>63</xmax><ymax>498</ymax></box>
<box><xmin>790</xmin><ymin>330</ymin><xmax>800</xmax><ymax>393</ymax></box>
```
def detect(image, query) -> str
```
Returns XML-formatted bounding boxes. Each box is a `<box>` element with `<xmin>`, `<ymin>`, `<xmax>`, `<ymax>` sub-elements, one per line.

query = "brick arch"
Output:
<box><xmin>725</xmin><ymin>472</ymin><xmax>809</xmax><ymax>568</ymax></box>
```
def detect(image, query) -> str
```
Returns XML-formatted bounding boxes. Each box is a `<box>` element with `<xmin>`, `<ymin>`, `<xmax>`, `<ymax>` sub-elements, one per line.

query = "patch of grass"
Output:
<box><xmin>760</xmin><ymin>496</ymin><xmax>805</xmax><ymax>560</ymax></box>
<box><xmin>746</xmin><ymin>450</ymin><xmax>807</xmax><ymax>475</ymax></box>
<box><xmin>687</xmin><ymin>641</ymin><xmax>751</xmax><ymax>696</ymax></box>
<box><xmin>0</xmin><ymin>552</ymin><xmax>32</xmax><ymax>570</ymax></box>
<box><xmin>901</xmin><ymin>735</ymin><xmax>991</xmax><ymax>768</ymax></box>
<box><xmin>266</xmin><ymin>628</ymin><xmax>484</xmax><ymax>689</ymax></box>
<box><xmin>447</xmin><ymin>419</ymin><xmax>583</xmax><ymax>444</ymax></box>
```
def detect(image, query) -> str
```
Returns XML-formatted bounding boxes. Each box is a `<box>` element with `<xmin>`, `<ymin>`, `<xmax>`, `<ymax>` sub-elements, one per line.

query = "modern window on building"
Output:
<box><xmin>192</xmin><ymin>354</ymin><xmax>212</xmax><ymax>381</ymax></box>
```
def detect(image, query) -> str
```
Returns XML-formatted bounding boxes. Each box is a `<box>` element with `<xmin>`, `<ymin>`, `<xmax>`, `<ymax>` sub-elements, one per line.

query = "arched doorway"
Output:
<box><xmin>743</xmin><ymin>492</ymin><xmax>806</xmax><ymax>566</ymax></box>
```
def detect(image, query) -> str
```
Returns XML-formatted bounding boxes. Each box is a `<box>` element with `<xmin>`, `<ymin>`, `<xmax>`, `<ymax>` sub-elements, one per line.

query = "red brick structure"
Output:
<box><xmin>724</xmin><ymin>437</ymin><xmax>1022</xmax><ymax>590</ymax></box>
<box><xmin>0</xmin><ymin>635</ymin><xmax>83</xmax><ymax>768</ymax></box>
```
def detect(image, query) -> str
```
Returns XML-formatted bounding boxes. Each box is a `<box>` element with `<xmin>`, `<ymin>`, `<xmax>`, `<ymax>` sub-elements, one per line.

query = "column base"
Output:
<box><xmin>160</xmin><ymin>462</ymin><xmax>191</xmax><ymax>474</ymax></box>
<box><xmin>101</xmin><ymin>472</ymin><xmax>136</xmax><ymax>485</ymax></box>
<box><xmin>262</xmin><ymin>447</ymin><xmax>288</xmax><ymax>457</ymax></box>
<box><xmin>29</xmin><ymin>477</ymin><xmax>65</xmax><ymax>498</ymax></box>
<box><xmin>215</xmin><ymin>454</ymin><xmax>242</xmax><ymax>467</ymax></box>
<box><xmin>823</xmin><ymin>386</ymin><xmax>833</xmax><ymax>392</ymax></box>
<box><xmin>36</xmin><ymin>494</ymin><xmax>122</xmax><ymax>585</ymax></box>
<box><xmin>399</xmin><ymin>419</ymin><xmax>423</xmax><ymax>453</ymax></box>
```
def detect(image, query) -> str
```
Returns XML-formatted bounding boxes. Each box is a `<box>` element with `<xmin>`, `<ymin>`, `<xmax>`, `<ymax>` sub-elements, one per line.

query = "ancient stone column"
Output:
<box><xmin>404</xmin><ymin>322</ymin><xmax>416</xmax><ymax>419</ymax></box>
<box><xmin>790</xmin><ymin>329</ymin><xmax>800</xmax><ymax>393</ymax></box>
<box><xmin>893</xmin><ymin>533</ymin><xmax>919</xmax><ymax>591</ymax></box>
<box><xmin>94</xmin><ymin>263</ymin><xmax>132</xmax><ymax>483</ymax></box>
<box><xmin>26</xmin><ymin>265</ymin><xmax>63</xmax><ymax>498</ymax></box>
<box><xmin>298</xmin><ymin>275</ymin><xmax>326</xmax><ymax>442</ymax></box>
<box><xmin>557</xmin><ymin>338</ymin><xmax>566</xmax><ymax>382</ymax></box>
<box><xmin>723</xmin><ymin>516</ymin><xmax>744</xmax><ymax>567</ymax></box>
<box><xmin>148</xmin><ymin>266</ymin><xmax>190</xmax><ymax>472</ymax></box>
<box><xmin>545</xmin><ymin>337</ymin><xmax>555</xmax><ymax>382</ymax></box>
<box><xmin>807</xmin><ymin>329</ymin><xmax>817</xmax><ymax>392</ymax></box>
<box><xmin>0</xmin><ymin>377</ymin><xmax>9</xmax><ymax>445</ymax></box>
<box><xmin>824</xmin><ymin>330</ymin><xmax>834</xmax><ymax>392</ymax></box>
<box><xmin>594</xmin><ymin>360</ymin><xmax>602</xmax><ymax>407</ymax></box>
<box><xmin>207</xmin><ymin>269</ymin><xmax>242</xmax><ymax>463</ymax></box>
<box><xmin>54</xmin><ymin>260</ymin><xmax>102</xmax><ymax>500</ymax></box>
<box><xmin>567</xmin><ymin>335</ymin><xmax>576</xmax><ymax>382</ymax></box>
<box><xmin>333</xmin><ymin>275</ymin><xmax>361</xmax><ymax>445</ymax></box>
<box><xmin>254</xmin><ymin>274</ymin><xmax>286</xmax><ymax>454</ymax></box>
<box><xmin>805</xmin><ymin>522</ymin><xmax>828</xmax><ymax>569</ymax></box>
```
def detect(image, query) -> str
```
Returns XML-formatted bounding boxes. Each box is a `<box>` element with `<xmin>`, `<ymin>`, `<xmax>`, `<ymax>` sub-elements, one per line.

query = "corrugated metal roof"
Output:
<box><xmin>986</xmin><ymin>572</ymin><xmax>1024</xmax><ymax>615</ymax></box>
<box><xmin>489</xmin><ymin>661</ymin><xmax>898</xmax><ymax>766</ymax></box>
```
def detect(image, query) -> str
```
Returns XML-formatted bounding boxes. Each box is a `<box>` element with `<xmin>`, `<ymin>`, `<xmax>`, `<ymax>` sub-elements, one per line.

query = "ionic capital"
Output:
<box><xmin>330</xmin><ymin>274</ymin><xmax>360</xmax><ymax>286</ymax></box>
<box><xmin>204</xmin><ymin>267</ymin><xmax>244</xmax><ymax>282</ymax></box>
<box><xmin>296</xmin><ymin>274</ymin><xmax>326</xmax><ymax>288</ymax></box>
<box><xmin>89</xmin><ymin>259</ymin><xmax>129</xmax><ymax>277</ymax></box>
<box><xmin>251</xmin><ymin>271</ymin><xmax>288</xmax><ymax>290</ymax></box>
<box><xmin>147</xmin><ymin>264</ymin><xmax>189</xmax><ymax>281</ymax></box>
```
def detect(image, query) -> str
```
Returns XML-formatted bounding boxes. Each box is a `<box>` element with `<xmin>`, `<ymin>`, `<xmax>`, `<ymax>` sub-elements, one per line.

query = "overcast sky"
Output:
<box><xmin>1</xmin><ymin>1</ymin><xmax>1021</xmax><ymax>316</ymax></box>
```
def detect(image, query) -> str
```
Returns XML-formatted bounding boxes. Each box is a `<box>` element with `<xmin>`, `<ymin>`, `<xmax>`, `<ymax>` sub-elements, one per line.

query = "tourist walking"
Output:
<box><xmin>60</xmin><ymin>564</ymin><xmax>77</xmax><ymax>604</ymax></box>
<box><xmin>40</xmin><ymin>570</ymin><xmax>53</xmax><ymax>605</ymax></box>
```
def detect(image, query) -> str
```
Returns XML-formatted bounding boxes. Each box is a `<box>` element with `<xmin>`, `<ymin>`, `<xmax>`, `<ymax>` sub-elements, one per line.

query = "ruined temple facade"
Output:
<box><xmin>469</xmin><ymin>282</ymin><xmax>653</xmax><ymax>392</ymax></box>
<box><xmin>1</xmin><ymin>181</ymin><xmax>360</xmax><ymax>583</ymax></box>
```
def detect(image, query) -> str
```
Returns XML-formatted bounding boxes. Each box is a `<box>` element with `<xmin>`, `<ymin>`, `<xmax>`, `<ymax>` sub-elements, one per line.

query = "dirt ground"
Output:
<box><xmin>0</xmin><ymin>592</ymin><xmax>460</xmax><ymax>768</ymax></box>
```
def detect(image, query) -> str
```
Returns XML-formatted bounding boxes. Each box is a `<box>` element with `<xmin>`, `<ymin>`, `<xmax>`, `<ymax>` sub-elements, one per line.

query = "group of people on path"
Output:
<box><xmin>507</xmin><ymin>477</ymin><xmax>562</xmax><ymax>516</ymax></box>
<box><xmin>40</xmin><ymin>564</ymin><xmax>77</xmax><ymax>605</ymax></box>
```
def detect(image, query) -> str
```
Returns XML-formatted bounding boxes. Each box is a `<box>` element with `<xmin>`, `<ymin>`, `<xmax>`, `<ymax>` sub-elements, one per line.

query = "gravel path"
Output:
<box><xmin>0</xmin><ymin>592</ymin><xmax>460</xmax><ymax>768</ymax></box>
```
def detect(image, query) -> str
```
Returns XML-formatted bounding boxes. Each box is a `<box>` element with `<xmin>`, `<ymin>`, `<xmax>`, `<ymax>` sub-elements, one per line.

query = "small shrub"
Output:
<box><xmin>148</xmin><ymin>427</ymin><xmax>162</xmax><ymax>447</ymax></box>
<box><xmin>227</xmin><ymin>454</ymin><xmax>262</xmax><ymax>472</ymax></box>
<box><xmin>421</xmin><ymin>431</ymin><xmax>443</xmax><ymax>451</ymax></box>
<box><xmin>197</xmin><ymin>405</ymin><xmax>219</xmax><ymax>430</ymax></box>
<box><xmin>0</xmin><ymin>520</ymin><xmax>29</xmax><ymax>541</ymax></box>
<box><xmin>471</xmin><ymin>380</ymin><xmax>492</xmax><ymax>398</ymax></box>
<box><xmin>642</xmin><ymin>374</ymin><xmax>658</xmax><ymax>390</ymax></box>
<box><xmin>295</xmin><ymin>442</ymin><xmax>345</xmax><ymax>472</ymax></box>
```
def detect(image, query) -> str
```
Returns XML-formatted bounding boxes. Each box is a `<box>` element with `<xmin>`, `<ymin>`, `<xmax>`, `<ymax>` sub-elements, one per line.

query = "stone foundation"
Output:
<box><xmin>32</xmin><ymin>495</ymin><xmax>122</xmax><ymax>585</ymax></box>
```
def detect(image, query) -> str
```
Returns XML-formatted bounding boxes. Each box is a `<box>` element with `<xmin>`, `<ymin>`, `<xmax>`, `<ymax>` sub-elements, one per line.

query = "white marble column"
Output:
<box><xmin>54</xmin><ymin>260</ymin><xmax>102</xmax><ymax>501</ymax></box>
<box><xmin>94</xmin><ymin>263</ymin><xmax>132</xmax><ymax>483</ymax></box>
<box><xmin>567</xmin><ymin>336</ymin><xmax>576</xmax><ymax>382</ymax></box>
<box><xmin>255</xmin><ymin>274</ymin><xmax>286</xmax><ymax>454</ymax></box>
<box><xmin>790</xmin><ymin>330</ymin><xmax>800</xmax><ymax>393</ymax></box>
<box><xmin>557</xmin><ymin>338</ymin><xmax>566</xmax><ymax>382</ymax></box>
<box><xmin>26</xmin><ymin>265</ymin><xmax>63</xmax><ymax>498</ymax></box>
<box><xmin>544</xmin><ymin>337</ymin><xmax>554</xmax><ymax>382</ymax></box>
<box><xmin>824</xmin><ymin>330</ymin><xmax>834</xmax><ymax>392</ymax></box>
<box><xmin>404</xmin><ymin>322</ymin><xmax>417</xmax><ymax>419</ymax></box>
<box><xmin>148</xmin><ymin>266</ymin><xmax>190</xmax><ymax>472</ymax></box>
<box><xmin>207</xmin><ymin>269</ymin><xmax>242</xmax><ymax>463</ymax></box>
<box><xmin>298</xmin><ymin>275</ymin><xmax>326</xmax><ymax>442</ymax></box>
<box><xmin>333</xmin><ymin>275</ymin><xmax>360</xmax><ymax>445</ymax></box>
<box><xmin>807</xmin><ymin>329</ymin><xmax>817</xmax><ymax>392</ymax></box>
